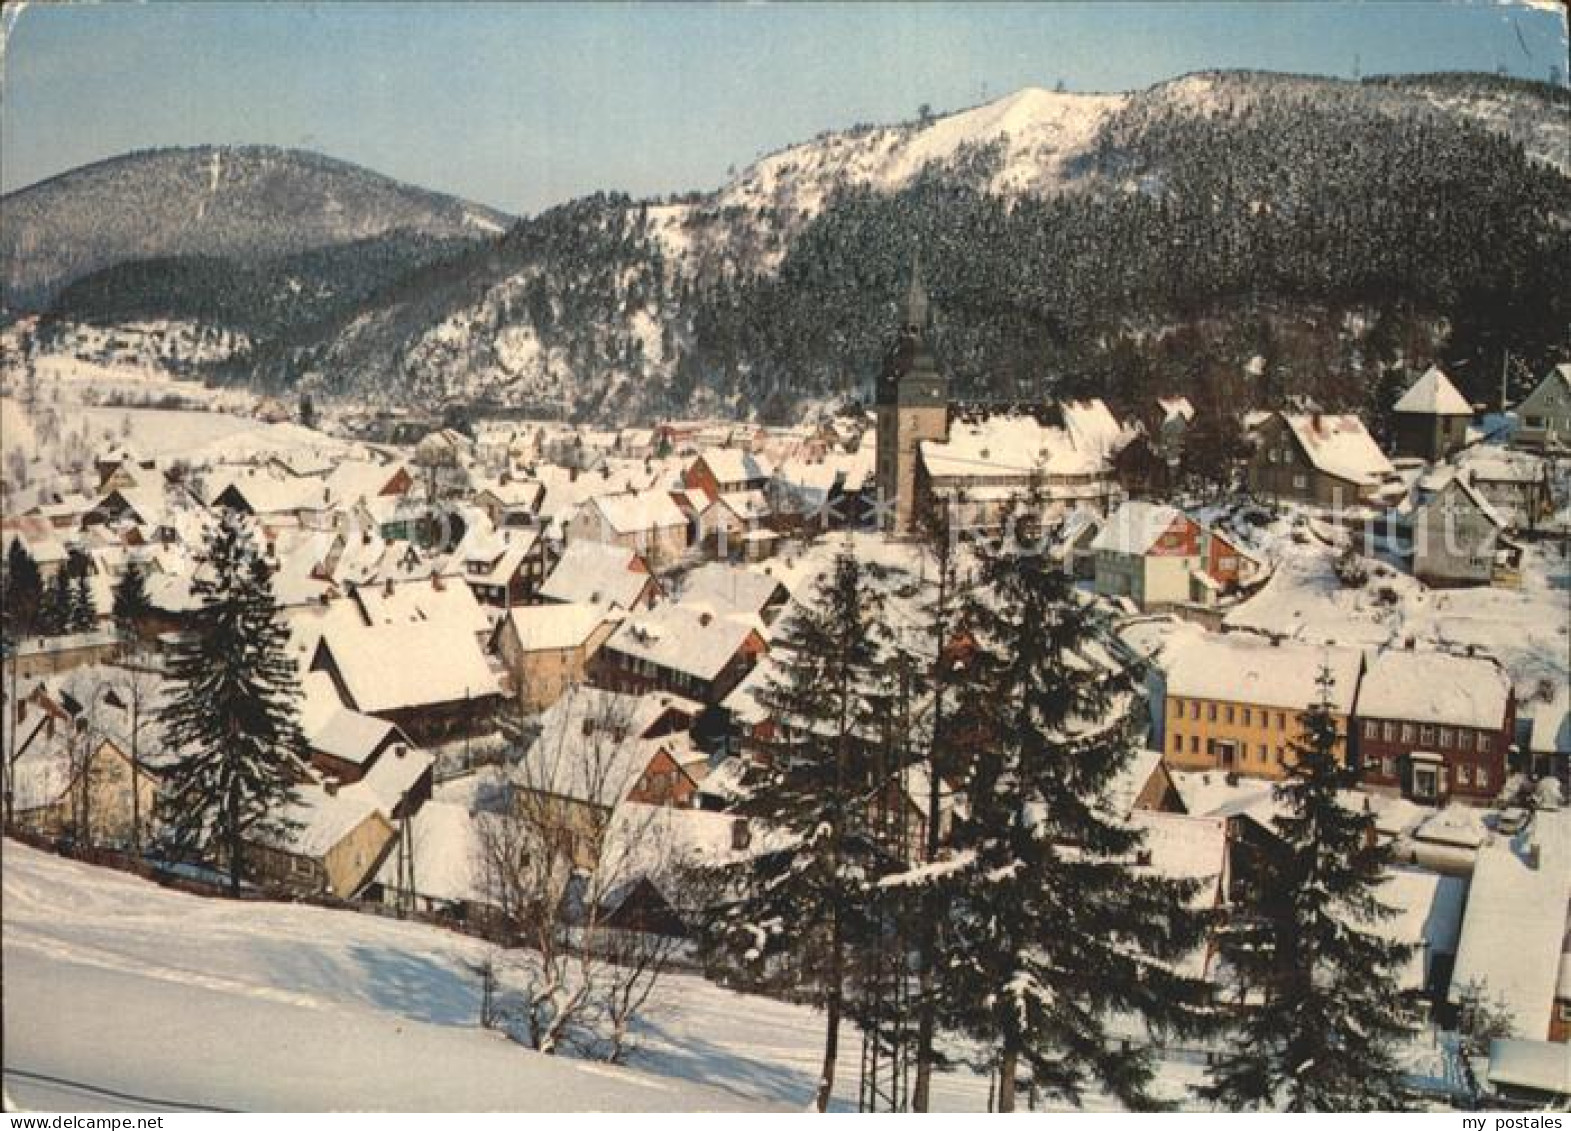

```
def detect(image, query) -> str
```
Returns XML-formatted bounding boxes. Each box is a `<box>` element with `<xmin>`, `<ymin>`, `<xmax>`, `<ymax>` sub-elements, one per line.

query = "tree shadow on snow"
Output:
<box><xmin>344</xmin><ymin>943</ymin><xmax>481</xmax><ymax>1027</ymax></box>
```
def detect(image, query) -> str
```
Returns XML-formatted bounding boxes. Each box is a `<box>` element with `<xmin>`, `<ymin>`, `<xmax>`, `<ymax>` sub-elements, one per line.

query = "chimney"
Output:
<box><xmin>324</xmin><ymin>779</ymin><xmax>339</xmax><ymax>796</ymax></box>
<box><xmin>1525</xmin><ymin>840</ymin><xmax>1541</xmax><ymax>871</ymax></box>
<box><xmin>431</xmin><ymin>574</ymin><xmax>443</xmax><ymax>591</ymax></box>
<box><xmin>394</xmin><ymin>744</ymin><xmax>406</xmax><ymax>760</ymax></box>
<box><xmin>384</xmin><ymin>577</ymin><xmax>395</xmax><ymax>597</ymax></box>
<box><xmin>699</xmin><ymin>611</ymin><xmax>713</xmax><ymax>627</ymax></box>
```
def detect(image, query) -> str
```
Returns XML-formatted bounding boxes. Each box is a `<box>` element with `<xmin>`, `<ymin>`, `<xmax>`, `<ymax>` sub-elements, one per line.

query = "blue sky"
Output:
<box><xmin>2</xmin><ymin>2</ymin><xmax>1565</xmax><ymax>214</ymax></box>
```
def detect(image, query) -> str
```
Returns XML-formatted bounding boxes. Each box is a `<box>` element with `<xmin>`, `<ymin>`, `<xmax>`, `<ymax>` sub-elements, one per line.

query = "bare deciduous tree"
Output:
<box><xmin>475</xmin><ymin>687</ymin><xmax>689</xmax><ymax>1061</ymax></box>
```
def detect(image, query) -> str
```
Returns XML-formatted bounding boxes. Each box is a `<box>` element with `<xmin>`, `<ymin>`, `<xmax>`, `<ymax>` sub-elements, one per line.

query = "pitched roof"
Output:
<box><xmin>310</xmin><ymin>708</ymin><xmax>404</xmax><ymax>768</ymax></box>
<box><xmin>1450</xmin><ymin>834</ymin><xmax>1571</xmax><ymax>1041</ymax></box>
<box><xmin>1358</xmin><ymin>648</ymin><xmax>1511</xmax><ymax>730</ymax></box>
<box><xmin>316</xmin><ymin>619</ymin><xmax>501</xmax><ymax>713</ymax></box>
<box><xmin>605</xmin><ymin>603</ymin><xmax>760</xmax><ymax>682</ymax></box>
<box><xmin>1394</xmin><ymin>366</ymin><xmax>1474</xmax><ymax>416</ymax></box>
<box><xmin>502</xmin><ymin>602</ymin><xmax>610</xmax><ymax>653</ymax></box>
<box><xmin>586</xmin><ymin>489</ymin><xmax>687</xmax><ymax>535</ymax></box>
<box><xmin>1089</xmin><ymin>500</ymin><xmax>1191</xmax><ymax>555</ymax></box>
<box><xmin>1281</xmin><ymin>413</ymin><xmax>1394</xmax><ymax>486</ymax></box>
<box><xmin>1161</xmin><ymin>630</ymin><xmax>1363</xmax><ymax>714</ymax></box>
<box><xmin>694</xmin><ymin>449</ymin><xmax>773</xmax><ymax>485</ymax></box>
<box><xmin>679</xmin><ymin>563</ymin><xmax>788</xmax><ymax>618</ymax></box>
<box><xmin>512</xmin><ymin>686</ymin><xmax>700</xmax><ymax>808</ymax></box>
<box><xmin>540</xmin><ymin>540</ymin><xmax>652</xmax><ymax>609</ymax></box>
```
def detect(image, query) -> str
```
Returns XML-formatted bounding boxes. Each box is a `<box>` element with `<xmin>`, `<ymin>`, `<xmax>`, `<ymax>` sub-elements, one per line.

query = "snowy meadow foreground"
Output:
<box><xmin>5</xmin><ymin>844</ymin><xmax>1021</xmax><ymax>1112</ymax></box>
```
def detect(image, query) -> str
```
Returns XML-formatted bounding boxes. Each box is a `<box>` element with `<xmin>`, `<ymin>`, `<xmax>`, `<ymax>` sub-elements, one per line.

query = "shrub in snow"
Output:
<box><xmin>1333</xmin><ymin>545</ymin><xmax>1369</xmax><ymax>589</ymax></box>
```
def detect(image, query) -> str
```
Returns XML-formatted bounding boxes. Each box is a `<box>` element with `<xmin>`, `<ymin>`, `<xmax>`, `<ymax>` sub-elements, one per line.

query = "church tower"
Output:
<box><xmin>875</xmin><ymin>263</ymin><xmax>950</xmax><ymax>537</ymax></box>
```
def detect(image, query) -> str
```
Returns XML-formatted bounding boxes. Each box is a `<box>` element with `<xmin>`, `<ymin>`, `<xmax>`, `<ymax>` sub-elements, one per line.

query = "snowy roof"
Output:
<box><xmin>707</xmin><ymin>489</ymin><xmax>773</xmax><ymax>523</ymax></box>
<box><xmin>513</xmin><ymin>686</ymin><xmax>700</xmax><ymax>808</ymax></box>
<box><xmin>1089</xmin><ymin>500</ymin><xmax>1190</xmax><ymax>556</ymax></box>
<box><xmin>1104</xmin><ymin>749</ymin><xmax>1166</xmax><ymax>818</ymax></box>
<box><xmin>693</xmin><ymin>448</ymin><xmax>773</xmax><ymax>486</ymax></box>
<box><xmin>586</xmin><ymin>489</ymin><xmax>686</xmax><ymax>535</ymax></box>
<box><xmin>209</xmin><ymin>468</ymin><xmax>328</xmax><ymax>516</ymax></box>
<box><xmin>1529</xmin><ymin>687</ymin><xmax>1570</xmax><ymax>755</ymax></box>
<box><xmin>1061</xmin><ymin>398</ymin><xmax>1130</xmax><ymax>460</ymax></box>
<box><xmin>265</xmin><ymin>782</ymin><xmax>389</xmax><ymax>860</ymax></box>
<box><xmin>1374</xmin><ymin>867</ymin><xmax>1469</xmax><ymax>992</ymax></box>
<box><xmin>679</xmin><ymin>563</ymin><xmax>788</xmax><ymax>618</ymax></box>
<box><xmin>1161</xmin><ymin>630</ymin><xmax>1363</xmax><ymax>714</ymax></box>
<box><xmin>1357</xmin><ymin>648</ymin><xmax>1511</xmax><ymax>730</ymax></box>
<box><xmin>372</xmin><ymin>801</ymin><xmax>491</xmax><ymax>906</ymax></box>
<box><xmin>539</xmin><ymin>540</ymin><xmax>652</xmax><ymax>609</ymax></box>
<box><xmin>1487</xmin><ymin>1039</ymin><xmax>1571</xmax><ymax>1097</ymax></box>
<box><xmin>1281</xmin><ymin>413</ymin><xmax>1394</xmax><ymax>487</ymax></box>
<box><xmin>921</xmin><ymin>412</ymin><xmax>1107</xmax><ymax>481</ymax></box>
<box><xmin>316</xmin><ymin>619</ymin><xmax>501</xmax><ymax>714</ymax></box>
<box><xmin>310</xmin><ymin>708</ymin><xmax>403</xmax><ymax>768</ymax></box>
<box><xmin>1157</xmin><ymin>396</ymin><xmax>1195</xmax><ymax>423</ymax></box>
<box><xmin>359</xmin><ymin>742</ymin><xmax>435</xmax><ymax>812</ymax></box>
<box><xmin>605</xmin><ymin>603</ymin><xmax>761</xmax><ymax>683</ymax></box>
<box><xmin>352</xmin><ymin>576</ymin><xmax>491</xmax><ymax>638</ymax></box>
<box><xmin>501</xmin><ymin>602</ymin><xmax>609</xmax><ymax>653</ymax></box>
<box><xmin>323</xmin><ymin>459</ymin><xmax>408</xmax><ymax>505</ymax></box>
<box><xmin>1394</xmin><ymin>366</ymin><xmax>1474</xmax><ymax>417</ymax></box>
<box><xmin>1449</xmin><ymin>838</ymin><xmax>1571</xmax><ymax>1040</ymax></box>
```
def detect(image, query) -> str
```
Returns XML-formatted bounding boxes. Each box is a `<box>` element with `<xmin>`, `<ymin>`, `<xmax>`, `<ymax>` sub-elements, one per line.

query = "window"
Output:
<box><xmin>1477</xmin><ymin>768</ymin><xmax>1489</xmax><ymax>790</ymax></box>
<box><xmin>1277</xmin><ymin>712</ymin><xmax>1287</xmax><ymax>731</ymax></box>
<box><xmin>1458</xmin><ymin>730</ymin><xmax>1473</xmax><ymax>752</ymax></box>
<box><xmin>1364</xmin><ymin>720</ymin><xmax>1378</xmax><ymax>739</ymax></box>
<box><xmin>1225</xmin><ymin>705</ymin><xmax>1235</xmax><ymax>725</ymax></box>
<box><xmin>1208</xmin><ymin>704</ymin><xmax>1217</xmax><ymax>722</ymax></box>
<box><xmin>1400</xmin><ymin>723</ymin><xmax>1415</xmax><ymax>743</ymax></box>
<box><xmin>1292</xmin><ymin>474</ymin><xmax>1307</xmax><ymax>490</ymax></box>
<box><xmin>1420</xmin><ymin>726</ymin><xmax>1435</xmax><ymax>744</ymax></box>
<box><xmin>1438</xmin><ymin>728</ymin><xmax>1453</xmax><ymax>749</ymax></box>
<box><xmin>1457</xmin><ymin>764</ymin><xmax>1471</xmax><ymax>785</ymax></box>
<box><xmin>1172</xmin><ymin>731</ymin><xmax>1183</xmax><ymax>752</ymax></box>
<box><xmin>1171</xmin><ymin>698</ymin><xmax>1184</xmax><ymax>718</ymax></box>
<box><xmin>1276</xmin><ymin>747</ymin><xmax>1286</xmax><ymax>765</ymax></box>
<box><xmin>1243</xmin><ymin>708</ymin><xmax>1253</xmax><ymax>726</ymax></box>
<box><xmin>1258</xmin><ymin>743</ymin><xmax>1268</xmax><ymax>761</ymax></box>
<box><xmin>1190</xmin><ymin>700</ymin><xmax>1200</xmax><ymax>720</ymax></box>
<box><xmin>1268</xmin><ymin>449</ymin><xmax>1279</xmax><ymax>464</ymax></box>
<box><xmin>1478</xmin><ymin>735</ymin><xmax>1492</xmax><ymax>754</ymax></box>
<box><xmin>1190</xmin><ymin>736</ymin><xmax>1200</xmax><ymax>755</ymax></box>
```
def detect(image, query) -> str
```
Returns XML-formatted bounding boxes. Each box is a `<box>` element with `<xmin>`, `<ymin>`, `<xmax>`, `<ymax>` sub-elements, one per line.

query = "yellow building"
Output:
<box><xmin>1159</xmin><ymin>632</ymin><xmax>1363</xmax><ymax>779</ymax></box>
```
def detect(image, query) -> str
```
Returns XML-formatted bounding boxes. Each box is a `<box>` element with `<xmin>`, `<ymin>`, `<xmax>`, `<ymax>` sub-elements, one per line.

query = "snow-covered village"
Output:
<box><xmin>2</xmin><ymin>1</ymin><xmax>1570</xmax><ymax>1118</ymax></box>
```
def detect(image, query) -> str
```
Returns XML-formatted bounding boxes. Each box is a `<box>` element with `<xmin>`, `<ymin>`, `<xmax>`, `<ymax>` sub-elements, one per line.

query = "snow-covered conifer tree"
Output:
<box><xmin>1200</xmin><ymin>666</ymin><xmax>1418</xmax><ymax>1111</ymax></box>
<box><xmin>158</xmin><ymin>511</ymin><xmax>303</xmax><ymax>895</ymax></box>
<box><xmin>939</xmin><ymin>530</ymin><xmax>1212</xmax><ymax>1111</ymax></box>
<box><xmin>709</xmin><ymin>547</ymin><xmax>893</xmax><ymax>1112</ymax></box>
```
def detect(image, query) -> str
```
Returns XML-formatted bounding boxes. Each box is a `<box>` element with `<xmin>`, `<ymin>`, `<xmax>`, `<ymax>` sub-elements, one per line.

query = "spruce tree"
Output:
<box><xmin>708</xmin><ymin>548</ymin><xmax>891</xmax><ymax>1112</ymax></box>
<box><xmin>40</xmin><ymin>568</ymin><xmax>72</xmax><ymax>637</ymax></box>
<box><xmin>69</xmin><ymin>570</ymin><xmax>97</xmax><ymax>633</ymax></box>
<box><xmin>939</xmin><ymin>533</ymin><xmax>1213</xmax><ymax>1111</ymax></box>
<box><xmin>1200</xmin><ymin>666</ymin><xmax>1418</xmax><ymax>1111</ymax></box>
<box><xmin>3</xmin><ymin>538</ymin><xmax>44</xmax><ymax>638</ymax></box>
<box><xmin>112</xmin><ymin>562</ymin><xmax>151</xmax><ymax>642</ymax></box>
<box><xmin>158</xmin><ymin>512</ymin><xmax>304</xmax><ymax>895</ymax></box>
